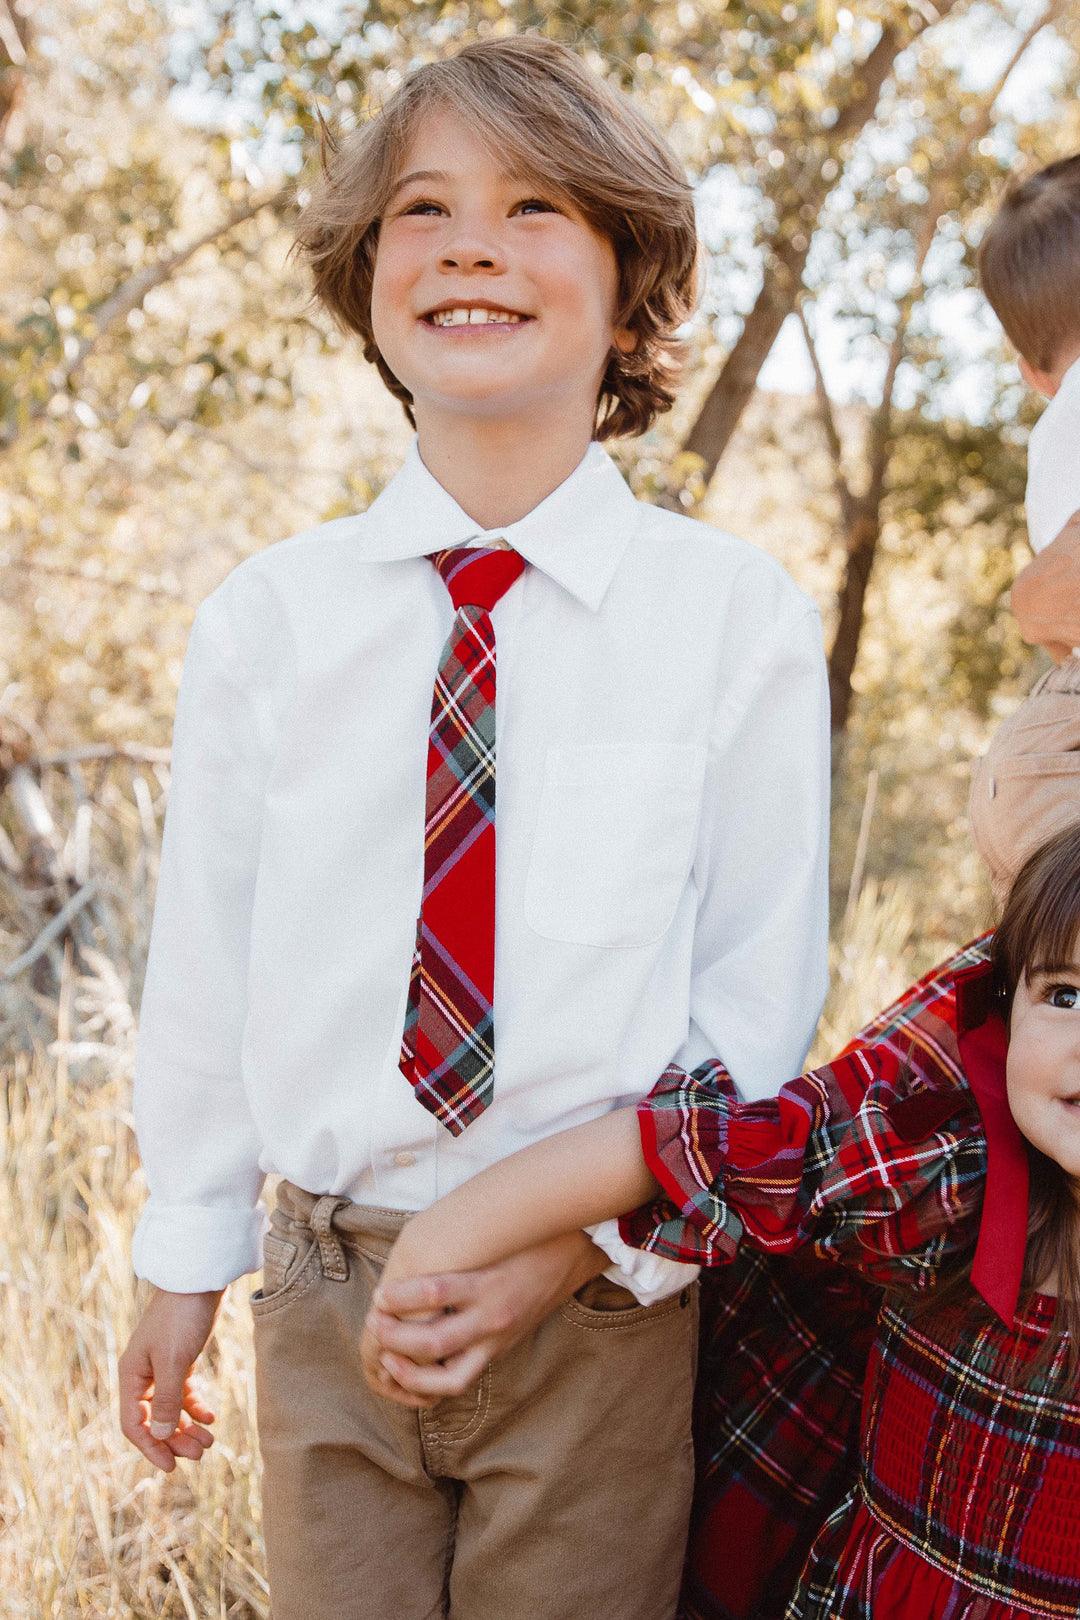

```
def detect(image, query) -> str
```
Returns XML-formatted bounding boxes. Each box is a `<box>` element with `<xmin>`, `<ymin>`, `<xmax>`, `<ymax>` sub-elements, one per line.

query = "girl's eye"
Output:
<box><xmin>401</xmin><ymin>200</ymin><xmax>445</xmax><ymax>216</ymax></box>
<box><xmin>1047</xmin><ymin>984</ymin><xmax>1080</xmax><ymax>1009</ymax></box>
<box><xmin>515</xmin><ymin>197</ymin><xmax>558</xmax><ymax>215</ymax></box>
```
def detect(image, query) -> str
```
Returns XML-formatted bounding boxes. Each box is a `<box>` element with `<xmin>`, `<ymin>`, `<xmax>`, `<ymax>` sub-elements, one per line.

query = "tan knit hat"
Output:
<box><xmin>969</xmin><ymin>658</ymin><xmax>1080</xmax><ymax>901</ymax></box>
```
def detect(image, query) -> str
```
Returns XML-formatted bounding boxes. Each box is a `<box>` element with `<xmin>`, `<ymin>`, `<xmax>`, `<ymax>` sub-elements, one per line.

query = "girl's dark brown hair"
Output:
<box><xmin>991</xmin><ymin>821</ymin><xmax>1080</xmax><ymax>1380</ymax></box>
<box><xmin>290</xmin><ymin>35</ymin><xmax>698</xmax><ymax>439</ymax></box>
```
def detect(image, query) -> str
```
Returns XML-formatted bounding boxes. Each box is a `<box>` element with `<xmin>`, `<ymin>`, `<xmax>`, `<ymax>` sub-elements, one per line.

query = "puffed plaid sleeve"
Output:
<box><xmin>618</xmin><ymin>1039</ymin><xmax>989</xmax><ymax>1295</ymax></box>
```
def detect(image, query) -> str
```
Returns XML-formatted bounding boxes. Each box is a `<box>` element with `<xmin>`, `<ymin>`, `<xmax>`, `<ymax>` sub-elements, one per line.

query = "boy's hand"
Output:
<box><xmin>1011</xmin><ymin>509</ymin><xmax>1080</xmax><ymax>660</ymax></box>
<box><xmin>118</xmin><ymin>1287</ymin><xmax>223</xmax><ymax>1471</ymax></box>
<box><xmin>362</xmin><ymin>1231</ymin><xmax>606</xmax><ymax>1406</ymax></box>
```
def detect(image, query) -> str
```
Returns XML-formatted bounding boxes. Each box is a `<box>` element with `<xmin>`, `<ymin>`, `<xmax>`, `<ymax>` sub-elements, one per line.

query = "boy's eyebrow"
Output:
<box><xmin>387</xmin><ymin>169</ymin><xmax>450</xmax><ymax>200</ymax></box>
<box><xmin>387</xmin><ymin>165</ymin><xmax>559</xmax><ymax>202</ymax></box>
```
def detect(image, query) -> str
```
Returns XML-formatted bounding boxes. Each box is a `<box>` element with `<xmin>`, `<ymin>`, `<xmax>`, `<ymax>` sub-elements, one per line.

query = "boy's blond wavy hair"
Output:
<box><xmin>291</xmin><ymin>35</ymin><xmax>698</xmax><ymax>441</ymax></box>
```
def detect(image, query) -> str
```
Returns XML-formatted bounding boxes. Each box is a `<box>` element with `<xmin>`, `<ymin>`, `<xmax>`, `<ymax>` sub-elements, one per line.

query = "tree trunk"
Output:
<box><xmin>683</xmin><ymin>235</ymin><xmax>810</xmax><ymax>482</ymax></box>
<box><xmin>827</xmin><ymin>509</ymin><xmax>880</xmax><ymax>733</ymax></box>
<box><xmin>680</xmin><ymin>2</ymin><xmax>960</xmax><ymax>485</ymax></box>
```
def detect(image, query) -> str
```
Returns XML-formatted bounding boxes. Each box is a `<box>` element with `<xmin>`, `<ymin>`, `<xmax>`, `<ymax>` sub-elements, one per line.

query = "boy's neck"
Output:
<box><xmin>1022</xmin><ymin>340</ymin><xmax>1080</xmax><ymax>401</ymax></box>
<box><xmin>414</xmin><ymin>407</ymin><xmax>597</xmax><ymax>531</ymax></box>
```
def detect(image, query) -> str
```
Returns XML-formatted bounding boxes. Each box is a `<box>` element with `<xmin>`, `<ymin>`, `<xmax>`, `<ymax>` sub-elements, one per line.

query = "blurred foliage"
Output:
<box><xmin>1</xmin><ymin>9</ymin><xmax>1079</xmax><ymax>1608</ymax></box>
<box><xmin>0</xmin><ymin>0</ymin><xmax>1076</xmax><ymax>950</ymax></box>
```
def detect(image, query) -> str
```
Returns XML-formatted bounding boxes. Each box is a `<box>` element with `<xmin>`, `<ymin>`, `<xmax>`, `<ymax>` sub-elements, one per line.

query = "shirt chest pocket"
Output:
<box><xmin>523</xmin><ymin>744</ymin><xmax>708</xmax><ymax>948</ymax></box>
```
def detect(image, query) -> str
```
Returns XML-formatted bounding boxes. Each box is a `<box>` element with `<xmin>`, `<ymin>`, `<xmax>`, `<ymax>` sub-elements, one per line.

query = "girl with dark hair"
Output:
<box><xmin>377</xmin><ymin>820</ymin><xmax>1080</xmax><ymax>1617</ymax></box>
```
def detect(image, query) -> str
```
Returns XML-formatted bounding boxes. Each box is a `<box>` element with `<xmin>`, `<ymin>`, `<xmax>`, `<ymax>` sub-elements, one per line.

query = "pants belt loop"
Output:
<box><xmin>310</xmin><ymin>1195</ymin><xmax>350</xmax><ymax>1282</ymax></box>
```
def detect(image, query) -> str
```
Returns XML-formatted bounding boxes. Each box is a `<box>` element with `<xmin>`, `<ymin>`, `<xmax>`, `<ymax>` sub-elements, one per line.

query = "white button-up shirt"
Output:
<box><xmin>1026</xmin><ymin>355</ymin><xmax>1080</xmax><ymax>553</ymax></box>
<box><xmin>133</xmin><ymin>439</ymin><xmax>831</xmax><ymax>1297</ymax></box>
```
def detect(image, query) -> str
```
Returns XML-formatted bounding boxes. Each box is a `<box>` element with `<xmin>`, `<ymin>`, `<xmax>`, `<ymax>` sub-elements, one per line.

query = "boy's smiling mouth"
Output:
<box><xmin>423</xmin><ymin>301</ymin><xmax>531</xmax><ymax>327</ymax></box>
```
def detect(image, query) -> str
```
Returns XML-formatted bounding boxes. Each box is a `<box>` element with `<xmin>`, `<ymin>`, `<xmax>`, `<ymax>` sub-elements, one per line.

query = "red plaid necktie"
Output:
<box><xmin>399</xmin><ymin>545</ymin><xmax>526</xmax><ymax>1134</ymax></box>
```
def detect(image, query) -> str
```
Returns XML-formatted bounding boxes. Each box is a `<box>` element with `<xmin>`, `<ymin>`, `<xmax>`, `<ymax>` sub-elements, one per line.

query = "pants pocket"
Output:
<box><xmin>559</xmin><ymin>1278</ymin><xmax>698</xmax><ymax>1333</ymax></box>
<box><xmin>251</xmin><ymin>1225</ymin><xmax>319</xmax><ymax>1315</ymax></box>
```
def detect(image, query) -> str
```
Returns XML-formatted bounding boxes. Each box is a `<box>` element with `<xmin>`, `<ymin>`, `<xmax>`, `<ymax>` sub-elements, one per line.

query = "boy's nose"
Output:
<box><xmin>440</xmin><ymin>248</ymin><xmax>498</xmax><ymax>270</ymax></box>
<box><xmin>438</xmin><ymin>221</ymin><xmax>504</xmax><ymax>273</ymax></box>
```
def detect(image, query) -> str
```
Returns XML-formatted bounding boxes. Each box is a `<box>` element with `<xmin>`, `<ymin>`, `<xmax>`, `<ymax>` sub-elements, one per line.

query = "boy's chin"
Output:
<box><xmin>416</xmin><ymin>385</ymin><xmax>570</xmax><ymax>424</ymax></box>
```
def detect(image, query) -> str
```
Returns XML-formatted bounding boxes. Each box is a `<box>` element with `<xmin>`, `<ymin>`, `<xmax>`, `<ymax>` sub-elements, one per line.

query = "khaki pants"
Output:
<box><xmin>252</xmin><ymin>1182</ymin><xmax>698</xmax><ymax>1620</ymax></box>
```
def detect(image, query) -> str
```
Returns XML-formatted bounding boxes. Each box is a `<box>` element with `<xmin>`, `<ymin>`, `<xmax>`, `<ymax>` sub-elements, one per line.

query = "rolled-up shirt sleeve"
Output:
<box><xmin>132</xmin><ymin>585</ymin><xmax>279</xmax><ymax>1292</ymax></box>
<box><xmin>622</xmin><ymin>595</ymin><xmax>831</xmax><ymax>1262</ymax></box>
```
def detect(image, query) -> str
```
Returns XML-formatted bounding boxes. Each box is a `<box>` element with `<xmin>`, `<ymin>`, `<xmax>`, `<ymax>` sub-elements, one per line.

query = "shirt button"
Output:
<box><xmin>392</xmin><ymin>1151</ymin><xmax>417</xmax><ymax>1168</ymax></box>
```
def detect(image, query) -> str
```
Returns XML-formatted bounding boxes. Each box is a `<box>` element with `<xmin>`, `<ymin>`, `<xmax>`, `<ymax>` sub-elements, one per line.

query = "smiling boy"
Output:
<box><xmin>118</xmin><ymin>37</ymin><xmax>831</xmax><ymax>1620</ymax></box>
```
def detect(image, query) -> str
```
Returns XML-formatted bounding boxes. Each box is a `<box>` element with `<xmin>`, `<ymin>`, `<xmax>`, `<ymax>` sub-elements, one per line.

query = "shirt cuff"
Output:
<box><xmin>585</xmin><ymin>1219</ymin><xmax>700</xmax><ymax>1304</ymax></box>
<box><xmin>132</xmin><ymin>1202</ymin><xmax>268</xmax><ymax>1292</ymax></box>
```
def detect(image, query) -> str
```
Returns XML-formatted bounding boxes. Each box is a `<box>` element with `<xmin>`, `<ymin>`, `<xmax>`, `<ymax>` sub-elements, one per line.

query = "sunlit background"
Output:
<box><xmin>1</xmin><ymin>1</ymin><xmax>1078</xmax><ymax>1612</ymax></box>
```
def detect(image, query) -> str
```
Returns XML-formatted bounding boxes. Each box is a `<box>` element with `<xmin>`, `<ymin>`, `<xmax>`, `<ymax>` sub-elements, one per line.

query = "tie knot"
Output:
<box><xmin>432</xmin><ymin>547</ymin><xmax>526</xmax><ymax>613</ymax></box>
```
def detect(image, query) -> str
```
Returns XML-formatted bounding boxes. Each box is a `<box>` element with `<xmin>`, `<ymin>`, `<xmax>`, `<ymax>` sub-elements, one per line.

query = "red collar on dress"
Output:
<box><xmin>952</xmin><ymin>958</ymin><xmax>1029</xmax><ymax>1326</ymax></box>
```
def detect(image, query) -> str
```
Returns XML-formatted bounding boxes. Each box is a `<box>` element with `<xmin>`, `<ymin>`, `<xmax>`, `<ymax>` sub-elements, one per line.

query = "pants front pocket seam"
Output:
<box><xmin>251</xmin><ymin>1248</ymin><xmax>322</xmax><ymax>1318</ymax></box>
<box><xmin>558</xmin><ymin>1296</ymin><xmax>684</xmax><ymax>1333</ymax></box>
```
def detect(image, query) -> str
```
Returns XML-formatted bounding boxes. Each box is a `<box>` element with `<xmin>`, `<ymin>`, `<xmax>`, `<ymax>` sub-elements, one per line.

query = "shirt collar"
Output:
<box><xmin>352</xmin><ymin>438</ymin><xmax>639</xmax><ymax>612</ymax></box>
<box><xmin>953</xmin><ymin>958</ymin><xmax>1029</xmax><ymax>1327</ymax></box>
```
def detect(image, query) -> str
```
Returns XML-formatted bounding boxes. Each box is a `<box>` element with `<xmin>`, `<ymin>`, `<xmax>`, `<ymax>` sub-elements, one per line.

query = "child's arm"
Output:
<box><xmin>380</xmin><ymin>1106</ymin><xmax>655</xmax><ymax>1289</ymax></box>
<box><xmin>382</xmin><ymin>1031</ymin><xmax>989</xmax><ymax>1310</ymax></box>
<box><xmin>1011</xmin><ymin>509</ymin><xmax>1080</xmax><ymax>660</ymax></box>
<box><xmin>121</xmin><ymin>590</ymin><xmax>276</xmax><ymax>1462</ymax></box>
<box><xmin>362</xmin><ymin>1108</ymin><xmax>655</xmax><ymax>1405</ymax></box>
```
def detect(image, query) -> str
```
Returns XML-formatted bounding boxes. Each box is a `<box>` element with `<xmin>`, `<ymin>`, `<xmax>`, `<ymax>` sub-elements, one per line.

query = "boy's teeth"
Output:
<box><xmin>430</xmin><ymin>308</ymin><xmax>523</xmax><ymax>326</ymax></box>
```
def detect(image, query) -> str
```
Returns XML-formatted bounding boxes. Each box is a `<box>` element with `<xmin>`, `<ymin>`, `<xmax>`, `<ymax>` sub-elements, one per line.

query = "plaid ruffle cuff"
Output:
<box><xmin>618</xmin><ymin>1032</ymin><xmax>987</xmax><ymax>1291</ymax></box>
<box><xmin>618</xmin><ymin>1061</ymin><xmax>744</xmax><ymax>1264</ymax></box>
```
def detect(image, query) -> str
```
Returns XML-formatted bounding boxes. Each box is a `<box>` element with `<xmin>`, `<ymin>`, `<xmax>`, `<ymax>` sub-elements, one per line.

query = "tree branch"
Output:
<box><xmin>1</xmin><ymin>881</ymin><xmax>98</xmax><ymax>982</ymax></box>
<box><xmin>797</xmin><ymin>299</ymin><xmax>859</xmax><ymax>532</ymax></box>
<box><xmin>73</xmin><ymin>186</ymin><xmax>290</xmax><ymax>370</ymax></box>
<box><xmin>826</xmin><ymin>0</ymin><xmax>1063</xmax><ymax>732</ymax></box>
<box><xmin>676</xmin><ymin>0</ymin><xmax>966</xmax><ymax>492</ymax></box>
<box><xmin>6</xmin><ymin>184</ymin><xmax>291</xmax><ymax>451</ymax></box>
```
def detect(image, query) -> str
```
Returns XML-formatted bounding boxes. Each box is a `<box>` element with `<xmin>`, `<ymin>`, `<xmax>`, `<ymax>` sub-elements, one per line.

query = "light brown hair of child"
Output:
<box><xmin>978</xmin><ymin>151</ymin><xmax>1080</xmax><ymax>388</ymax></box>
<box><xmin>291</xmin><ymin>34</ymin><xmax>698</xmax><ymax>440</ymax></box>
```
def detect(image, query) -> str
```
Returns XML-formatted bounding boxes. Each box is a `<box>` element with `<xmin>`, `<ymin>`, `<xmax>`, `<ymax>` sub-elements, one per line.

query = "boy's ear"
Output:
<box><xmin>612</xmin><ymin>325</ymin><xmax>638</xmax><ymax>355</ymax></box>
<box><xmin>1019</xmin><ymin>354</ymin><xmax>1059</xmax><ymax>400</ymax></box>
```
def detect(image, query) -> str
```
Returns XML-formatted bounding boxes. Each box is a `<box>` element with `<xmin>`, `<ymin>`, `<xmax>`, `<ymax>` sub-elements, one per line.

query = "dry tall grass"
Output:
<box><xmin>0</xmin><ymin>866</ymin><xmax>957</xmax><ymax>1619</ymax></box>
<box><xmin>0</xmin><ymin>746</ymin><xmax>275</xmax><ymax>1616</ymax></box>
<box><xmin>1</xmin><ymin>1043</ymin><xmax>267</xmax><ymax>1618</ymax></box>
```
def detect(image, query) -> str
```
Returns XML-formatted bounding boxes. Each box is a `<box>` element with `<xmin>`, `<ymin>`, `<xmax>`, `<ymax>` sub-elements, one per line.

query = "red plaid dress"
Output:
<box><xmin>622</xmin><ymin>939</ymin><xmax>1080</xmax><ymax>1619</ymax></box>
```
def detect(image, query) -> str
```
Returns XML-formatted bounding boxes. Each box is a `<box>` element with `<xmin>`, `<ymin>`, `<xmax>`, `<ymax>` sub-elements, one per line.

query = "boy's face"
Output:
<box><xmin>1006</xmin><ymin>956</ymin><xmax>1080</xmax><ymax>1180</ymax></box>
<box><xmin>370</xmin><ymin>110</ymin><xmax>632</xmax><ymax>432</ymax></box>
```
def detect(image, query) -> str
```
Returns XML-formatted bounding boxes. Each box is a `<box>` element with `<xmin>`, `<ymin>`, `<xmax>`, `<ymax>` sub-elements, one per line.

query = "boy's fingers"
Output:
<box><xmin>181</xmin><ymin>1387</ymin><xmax>216</xmax><ymax>1426</ymax></box>
<box><xmin>122</xmin><ymin>1403</ymin><xmax>179</xmax><ymax>1472</ymax></box>
<box><xmin>148</xmin><ymin>1353</ymin><xmax>189</xmax><ymax>1439</ymax></box>
<box><xmin>380</xmin><ymin>1343</ymin><xmax>489</xmax><ymax>1398</ymax></box>
<box><xmin>360</xmin><ymin>1321</ymin><xmax>437</xmax><ymax>1409</ymax></box>
<box><xmin>166</xmin><ymin>1422</ymin><xmax>214</xmax><ymax>1461</ymax></box>
<box><xmin>361</xmin><ymin>1355</ymin><xmax>435</xmax><ymax>1409</ymax></box>
<box><xmin>374</xmin><ymin>1272</ymin><xmax>475</xmax><ymax>1315</ymax></box>
<box><xmin>367</xmin><ymin>1306</ymin><xmax>475</xmax><ymax>1365</ymax></box>
<box><xmin>118</xmin><ymin>1346</ymin><xmax>174</xmax><ymax>1466</ymax></box>
<box><xmin>117</xmin><ymin>1347</ymin><xmax>150</xmax><ymax>1431</ymax></box>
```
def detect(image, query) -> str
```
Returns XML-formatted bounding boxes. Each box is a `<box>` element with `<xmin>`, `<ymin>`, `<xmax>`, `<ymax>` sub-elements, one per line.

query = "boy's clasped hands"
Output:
<box><xmin>360</xmin><ymin>1231</ymin><xmax>603</xmax><ymax>1407</ymax></box>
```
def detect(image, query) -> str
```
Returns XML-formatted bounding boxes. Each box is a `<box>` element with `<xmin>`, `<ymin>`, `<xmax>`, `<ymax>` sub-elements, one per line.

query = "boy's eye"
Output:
<box><xmin>515</xmin><ymin>197</ymin><xmax>559</xmax><ymax>215</ymax></box>
<box><xmin>1047</xmin><ymin>984</ymin><xmax>1080</xmax><ymax>1009</ymax></box>
<box><xmin>401</xmin><ymin>199</ymin><xmax>445</xmax><ymax>216</ymax></box>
